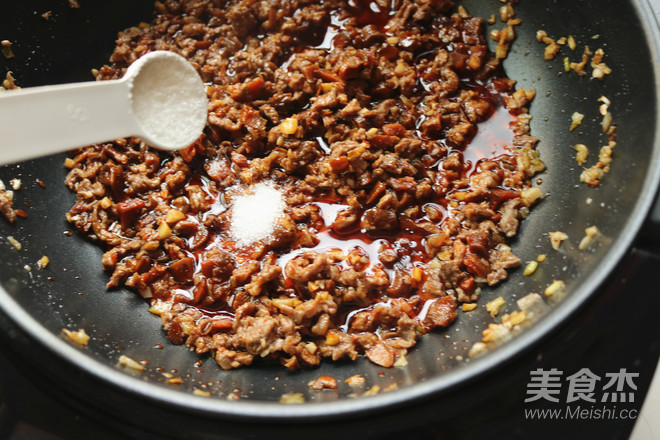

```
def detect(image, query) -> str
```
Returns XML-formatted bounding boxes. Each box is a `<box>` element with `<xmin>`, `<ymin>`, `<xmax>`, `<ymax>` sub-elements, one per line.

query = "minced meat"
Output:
<box><xmin>65</xmin><ymin>0</ymin><xmax>544</xmax><ymax>370</ymax></box>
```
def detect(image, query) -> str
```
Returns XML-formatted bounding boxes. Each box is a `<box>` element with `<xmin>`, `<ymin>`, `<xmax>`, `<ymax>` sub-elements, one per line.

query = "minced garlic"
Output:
<box><xmin>574</xmin><ymin>144</ymin><xmax>588</xmax><ymax>166</ymax></box>
<box><xmin>280</xmin><ymin>117</ymin><xmax>298</xmax><ymax>136</ymax></box>
<box><xmin>117</xmin><ymin>355</ymin><xmax>144</xmax><ymax>371</ymax></box>
<box><xmin>468</xmin><ymin>341</ymin><xmax>488</xmax><ymax>358</ymax></box>
<box><xmin>486</xmin><ymin>296</ymin><xmax>506</xmax><ymax>317</ymax></box>
<box><xmin>345</xmin><ymin>375</ymin><xmax>366</xmax><ymax>386</ymax></box>
<box><xmin>157</xmin><ymin>221</ymin><xmax>172</xmax><ymax>239</ymax></box>
<box><xmin>523</xmin><ymin>261</ymin><xmax>538</xmax><ymax>276</ymax></box>
<box><xmin>570</xmin><ymin>112</ymin><xmax>584</xmax><ymax>131</ymax></box>
<box><xmin>521</xmin><ymin>187</ymin><xmax>543</xmax><ymax>206</ymax></box>
<box><xmin>280</xmin><ymin>392</ymin><xmax>305</xmax><ymax>404</ymax></box>
<box><xmin>62</xmin><ymin>328</ymin><xmax>90</xmax><ymax>346</ymax></box>
<box><xmin>37</xmin><ymin>255</ymin><xmax>50</xmax><ymax>269</ymax></box>
<box><xmin>578</xmin><ymin>225</ymin><xmax>599</xmax><ymax>250</ymax></box>
<box><xmin>549</xmin><ymin>231</ymin><xmax>568</xmax><ymax>250</ymax></box>
<box><xmin>363</xmin><ymin>385</ymin><xmax>381</xmax><ymax>397</ymax></box>
<box><xmin>482</xmin><ymin>323</ymin><xmax>510</xmax><ymax>343</ymax></box>
<box><xmin>502</xmin><ymin>309</ymin><xmax>527</xmax><ymax>326</ymax></box>
<box><xmin>545</xmin><ymin>280</ymin><xmax>565</xmax><ymax>297</ymax></box>
<box><xmin>99</xmin><ymin>196</ymin><xmax>112</xmax><ymax>209</ymax></box>
<box><xmin>1</xmin><ymin>40</ymin><xmax>14</xmax><ymax>59</ymax></box>
<box><xmin>591</xmin><ymin>48</ymin><xmax>611</xmax><ymax>79</ymax></box>
<box><xmin>7</xmin><ymin>236</ymin><xmax>21</xmax><ymax>250</ymax></box>
<box><xmin>567</xmin><ymin>35</ymin><xmax>576</xmax><ymax>50</ymax></box>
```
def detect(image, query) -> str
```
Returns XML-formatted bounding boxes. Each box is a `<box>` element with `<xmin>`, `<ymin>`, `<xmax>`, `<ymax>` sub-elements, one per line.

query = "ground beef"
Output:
<box><xmin>65</xmin><ymin>0</ymin><xmax>544</xmax><ymax>370</ymax></box>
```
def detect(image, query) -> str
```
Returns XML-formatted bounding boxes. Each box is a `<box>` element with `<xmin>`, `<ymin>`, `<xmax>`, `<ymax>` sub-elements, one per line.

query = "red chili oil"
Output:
<box><xmin>146</xmin><ymin>4</ymin><xmax>523</xmax><ymax>331</ymax></box>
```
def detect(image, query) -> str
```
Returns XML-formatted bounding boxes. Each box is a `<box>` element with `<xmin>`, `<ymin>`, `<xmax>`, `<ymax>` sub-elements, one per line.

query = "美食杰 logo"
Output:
<box><xmin>523</xmin><ymin>368</ymin><xmax>640</xmax><ymax>421</ymax></box>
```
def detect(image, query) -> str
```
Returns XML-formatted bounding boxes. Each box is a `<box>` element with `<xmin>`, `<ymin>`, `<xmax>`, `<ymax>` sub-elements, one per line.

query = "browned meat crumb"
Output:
<box><xmin>65</xmin><ymin>0</ymin><xmax>544</xmax><ymax>370</ymax></box>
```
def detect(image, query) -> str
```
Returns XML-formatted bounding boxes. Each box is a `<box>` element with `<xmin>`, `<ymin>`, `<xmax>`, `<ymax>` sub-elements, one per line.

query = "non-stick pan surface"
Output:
<box><xmin>1</xmin><ymin>0</ymin><xmax>659</xmax><ymax>438</ymax></box>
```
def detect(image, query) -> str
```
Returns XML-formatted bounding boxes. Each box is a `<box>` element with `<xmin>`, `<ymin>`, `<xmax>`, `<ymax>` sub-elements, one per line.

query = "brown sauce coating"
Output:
<box><xmin>65</xmin><ymin>0</ymin><xmax>544</xmax><ymax>369</ymax></box>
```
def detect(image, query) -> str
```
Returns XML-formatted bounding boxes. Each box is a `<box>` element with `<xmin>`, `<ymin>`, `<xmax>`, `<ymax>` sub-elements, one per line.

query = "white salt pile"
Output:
<box><xmin>129</xmin><ymin>51</ymin><xmax>207</xmax><ymax>150</ymax></box>
<box><xmin>230</xmin><ymin>182</ymin><xmax>285</xmax><ymax>246</ymax></box>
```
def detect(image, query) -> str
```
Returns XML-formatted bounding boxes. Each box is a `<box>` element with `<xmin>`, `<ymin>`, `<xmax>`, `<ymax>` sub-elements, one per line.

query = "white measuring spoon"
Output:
<box><xmin>0</xmin><ymin>51</ymin><xmax>208</xmax><ymax>165</ymax></box>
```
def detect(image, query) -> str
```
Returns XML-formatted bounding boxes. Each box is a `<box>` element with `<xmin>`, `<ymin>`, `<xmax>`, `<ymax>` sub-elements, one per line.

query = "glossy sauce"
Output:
<box><xmin>461</xmin><ymin>100</ymin><xmax>516</xmax><ymax>174</ymax></box>
<box><xmin>347</xmin><ymin>0</ymin><xmax>390</xmax><ymax>27</ymax></box>
<box><xmin>159</xmin><ymin>3</ymin><xmax>522</xmax><ymax>328</ymax></box>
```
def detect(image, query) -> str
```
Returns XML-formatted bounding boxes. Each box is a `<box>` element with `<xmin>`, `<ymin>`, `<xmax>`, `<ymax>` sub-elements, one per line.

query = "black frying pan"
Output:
<box><xmin>0</xmin><ymin>1</ymin><xmax>659</xmax><ymax>438</ymax></box>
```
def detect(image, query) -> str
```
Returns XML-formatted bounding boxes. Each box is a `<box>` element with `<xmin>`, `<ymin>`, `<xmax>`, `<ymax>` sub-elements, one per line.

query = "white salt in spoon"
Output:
<box><xmin>0</xmin><ymin>51</ymin><xmax>208</xmax><ymax>165</ymax></box>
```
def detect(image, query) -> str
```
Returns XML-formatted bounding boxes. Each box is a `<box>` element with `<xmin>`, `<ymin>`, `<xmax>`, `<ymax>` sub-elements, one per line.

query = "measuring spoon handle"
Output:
<box><xmin>0</xmin><ymin>79</ymin><xmax>139</xmax><ymax>165</ymax></box>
